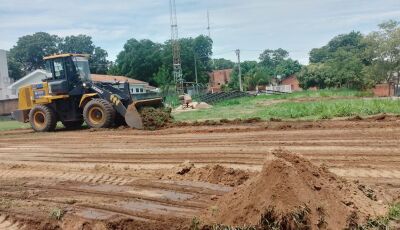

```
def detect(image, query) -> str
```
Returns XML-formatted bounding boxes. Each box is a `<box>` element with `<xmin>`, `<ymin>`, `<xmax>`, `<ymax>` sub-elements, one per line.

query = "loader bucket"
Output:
<box><xmin>124</xmin><ymin>97</ymin><xmax>164</xmax><ymax>130</ymax></box>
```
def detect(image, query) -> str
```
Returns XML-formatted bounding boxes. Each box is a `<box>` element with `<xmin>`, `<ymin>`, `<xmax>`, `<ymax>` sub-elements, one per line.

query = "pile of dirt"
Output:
<box><xmin>162</xmin><ymin>161</ymin><xmax>253</xmax><ymax>187</ymax></box>
<box><xmin>140</xmin><ymin>107</ymin><xmax>173</xmax><ymax>130</ymax></box>
<box><xmin>205</xmin><ymin>149</ymin><xmax>387</xmax><ymax>229</ymax></box>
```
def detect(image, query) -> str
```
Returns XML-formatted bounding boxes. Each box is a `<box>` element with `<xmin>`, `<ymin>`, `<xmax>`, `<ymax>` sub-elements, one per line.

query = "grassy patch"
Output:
<box><xmin>0</xmin><ymin>120</ymin><xmax>30</xmax><ymax>131</ymax></box>
<box><xmin>173</xmin><ymin>89</ymin><xmax>397</xmax><ymax>122</ymax></box>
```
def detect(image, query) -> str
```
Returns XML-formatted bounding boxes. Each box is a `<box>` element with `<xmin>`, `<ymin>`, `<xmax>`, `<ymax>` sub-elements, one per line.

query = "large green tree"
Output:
<box><xmin>111</xmin><ymin>35</ymin><xmax>213</xmax><ymax>86</ymax></box>
<box><xmin>363</xmin><ymin>20</ymin><xmax>400</xmax><ymax>83</ymax></box>
<box><xmin>300</xmin><ymin>31</ymin><xmax>371</xmax><ymax>89</ymax></box>
<box><xmin>59</xmin><ymin>35</ymin><xmax>110</xmax><ymax>74</ymax></box>
<box><xmin>9</xmin><ymin>32</ymin><xmax>60</xmax><ymax>79</ymax></box>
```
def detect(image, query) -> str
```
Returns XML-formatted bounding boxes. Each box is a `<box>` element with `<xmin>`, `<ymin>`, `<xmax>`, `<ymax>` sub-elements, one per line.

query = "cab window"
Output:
<box><xmin>53</xmin><ymin>60</ymin><xmax>65</xmax><ymax>79</ymax></box>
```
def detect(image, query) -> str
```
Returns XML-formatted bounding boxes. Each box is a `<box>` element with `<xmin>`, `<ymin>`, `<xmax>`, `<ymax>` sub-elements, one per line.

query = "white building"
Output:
<box><xmin>0</xmin><ymin>49</ymin><xmax>15</xmax><ymax>100</ymax></box>
<box><xmin>8</xmin><ymin>71</ymin><xmax>154</xmax><ymax>96</ymax></box>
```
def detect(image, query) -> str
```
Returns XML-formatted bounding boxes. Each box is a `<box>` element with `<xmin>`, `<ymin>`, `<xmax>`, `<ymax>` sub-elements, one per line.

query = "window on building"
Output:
<box><xmin>140</xmin><ymin>88</ymin><xmax>144</xmax><ymax>93</ymax></box>
<box><xmin>135</xmin><ymin>88</ymin><xmax>139</xmax><ymax>93</ymax></box>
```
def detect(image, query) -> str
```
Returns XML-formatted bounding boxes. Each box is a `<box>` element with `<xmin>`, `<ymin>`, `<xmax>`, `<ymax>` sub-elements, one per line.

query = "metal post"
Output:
<box><xmin>194</xmin><ymin>54</ymin><xmax>198</xmax><ymax>94</ymax></box>
<box><xmin>235</xmin><ymin>49</ymin><xmax>243</xmax><ymax>92</ymax></box>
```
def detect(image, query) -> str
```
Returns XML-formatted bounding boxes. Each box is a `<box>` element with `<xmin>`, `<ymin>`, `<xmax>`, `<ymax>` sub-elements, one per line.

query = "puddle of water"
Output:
<box><xmin>76</xmin><ymin>208</ymin><xmax>150</xmax><ymax>222</ymax></box>
<box><xmin>161</xmin><ymin>180</ymin><xmax>232</xmax><ymax>192</ymax></box>
<box><xmin>127</xmin><ymin>189</ymin><xmax>193</xmax><ymax>201</ymax></box>
<box><xmin>118</xmin><ymin>200</ymin><xmax>197</xmax><ymax>216</ymax></box>
<box><xmin>77</xmin><ymin>209</ymin><xmax>115</xmax><ymax>220</ymax></box>
<box><xmin>76</xmin><ymin>184</ymin><xmax>193</xmax><ymax>201</ymax></box>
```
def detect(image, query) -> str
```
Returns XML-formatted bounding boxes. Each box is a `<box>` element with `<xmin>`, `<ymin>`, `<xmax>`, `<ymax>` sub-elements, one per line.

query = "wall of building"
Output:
<box><xmin>0</xmin><ymin>99</ymin><xmax>18</xmax><ymax>115</ymax></box>
<box><xmin>209</xmin><ymin>69</ymin><xmax>232</xmax><ymax>92</ymax></box>
<box><xmin>0</xmin><ymin>49</ymin><xmax>14</xmax><ymax>100</ymax></box>
<box><xmin>373</xmin><ymin>83</ymin><xmax>395</xmax><ymax>97</ymax></box>
<box><xmin>281</xmin><ymin>75</ymin><xmax>302</xmax><ymax>92</ymax></box>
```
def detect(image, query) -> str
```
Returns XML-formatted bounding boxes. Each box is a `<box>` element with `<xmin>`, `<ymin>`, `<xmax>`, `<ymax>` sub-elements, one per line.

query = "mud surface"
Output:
<box><xmin>0</xmin><ymin>117</ymin><xmax>400</xmax><ymax>229</ymax></box>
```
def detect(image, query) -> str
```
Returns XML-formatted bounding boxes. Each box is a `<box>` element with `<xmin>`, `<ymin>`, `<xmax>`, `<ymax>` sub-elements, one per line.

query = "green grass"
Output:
<box><xmin>0</xmin><ymin>120</ymin><xmax>30</xmax><ymax>131</ymax></box>
<box><xmin>173</xmin><ymin>89</ymin><xmax>399</xmax><ymax>122</ymax></box>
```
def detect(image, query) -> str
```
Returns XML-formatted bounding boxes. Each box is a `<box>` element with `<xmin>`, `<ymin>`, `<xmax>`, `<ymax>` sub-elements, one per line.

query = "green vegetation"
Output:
<box><xmin>8</xmin><ymin>33</ymin><xmax>109</xmax><ymax>80</ymax></box>
<box><xmin>172</xmin><ymin>89</ymin><xmax>400</xmax><ymax>122</ymax></box>
<box><xmin>0</xmin><ymin>120</ymin><xmax>29</xmax><ymax>131</ymax></box>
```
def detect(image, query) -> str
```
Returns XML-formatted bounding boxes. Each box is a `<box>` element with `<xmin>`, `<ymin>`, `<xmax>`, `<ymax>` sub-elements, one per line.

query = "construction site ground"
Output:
<box><xmin>0</xmin><ymin>116</ymin><xmax>400</xmax><ymax>229</ymax></box>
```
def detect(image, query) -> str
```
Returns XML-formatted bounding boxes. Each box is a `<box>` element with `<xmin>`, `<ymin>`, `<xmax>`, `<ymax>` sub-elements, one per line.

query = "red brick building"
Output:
<box><xmin>208</xmin><ymin>69</ymin><xmax>232</xmax><ymax>92</ymax></box>
<box><xmin>281</xmin><ymin>75</ymin><xmax>302</xmax><ymax>92</ymax></box>
<box><xmin>372</xmin><ymin>83</ymin><xmax>395</xmax><ymax>97</ymax></box>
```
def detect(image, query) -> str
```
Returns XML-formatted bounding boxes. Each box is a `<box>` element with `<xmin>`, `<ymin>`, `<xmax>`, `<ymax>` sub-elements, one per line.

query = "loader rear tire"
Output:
<box><xmin>29</xmin><ymin>105</ymin><xmax>57</xmax><ymax>132</ymax></box>
<box><xmin>83</xmin><ymin>99</ymin><xmax>115</xmax><ymax>129</ymax></box>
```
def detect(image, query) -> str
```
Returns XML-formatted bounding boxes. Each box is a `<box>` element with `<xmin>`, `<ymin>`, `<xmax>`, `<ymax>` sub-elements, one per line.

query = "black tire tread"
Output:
<box><xmin>83</xmin><ymin>99</ymin><xmax>115</xmax><ymax>128</ymax></box>
<box><xmin>29</xmin><ymin>105</ymin><xmax>57</xmax><ymax>132</ymax></box>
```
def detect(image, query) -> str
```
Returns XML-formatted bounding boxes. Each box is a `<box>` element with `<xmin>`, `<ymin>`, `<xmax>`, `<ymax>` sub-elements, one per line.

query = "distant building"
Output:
<box><xmin>280</xmin><ymin>75</ymin><xmax>302</xmax><ymax>92</ymax></box>
<box><xmin>0</xmin><ymin>49</ymin><xmax>15</xmax><ymax>100</ymax></box>
<box><xmin>8</xmin><ymin>71</ymin><xmax>155</xmax><ymax>96</ymax></box>
<box><xmin>208</xmin><ymin>69</ymin><xmax>232</xmax><ymax>92</ymax></box>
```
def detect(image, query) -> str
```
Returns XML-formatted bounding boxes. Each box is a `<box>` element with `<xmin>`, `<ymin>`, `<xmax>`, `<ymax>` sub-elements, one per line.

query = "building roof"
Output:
<box><xmin>8</xmin><ymin>70</ymin><xmax>48</xmax><ymax>89</ymax></box>
<box><xmin>91</xmin><ymin>74</ymin><xmax>148</xmax><ymax>85</ymax></box>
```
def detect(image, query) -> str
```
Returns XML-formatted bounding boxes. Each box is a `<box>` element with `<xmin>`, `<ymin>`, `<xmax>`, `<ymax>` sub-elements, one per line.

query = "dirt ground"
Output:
<box><xmin>0</xmin><ymin>116</ymin><xmax>400</xmax><ymax>229</ymax></box>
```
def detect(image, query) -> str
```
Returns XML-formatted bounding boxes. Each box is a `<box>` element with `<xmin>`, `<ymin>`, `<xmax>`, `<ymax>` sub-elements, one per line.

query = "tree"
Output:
<box><xmin>275</xmin><ymin>59</ymin><xmax>302</xmax><ymax>78</ymax></box>
<box><xmin>111</xmin><ymin>39</ymin><xmax>163</xmax><ymax>85</ymax></box>
<box><xmin>303</xmin><ymin>31</ymin><xmax>371</xmax><ymax>89</ymax></box>
<box><xmin>363</xmin><ymin>20</ymin><xmax>400</xmax><ymax>83</ymax></box>
<box><xmin>259</xmin><ymin>48</ymin><xmax>289</xmax><ymax>69</ymax></box>
<box><xmin>213</xmin><ymin>58</ymin><xmax>235</xmax><ymax>70</ymax></box>
<box><xmin>9</xmin><ymin>32</ymin><xmax>60</xmax><ymax>75</ymax></box>
<box><xmin>59</xmin><ymin>35</ymin><xmax>109</xmax><ymax>74</ymax></box>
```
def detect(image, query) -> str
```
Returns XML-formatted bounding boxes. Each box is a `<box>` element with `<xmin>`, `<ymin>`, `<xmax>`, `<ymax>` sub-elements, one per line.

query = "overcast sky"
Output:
<box><xmin>0</xmin><ymin>0</ymin><xmax>399</xmax><ymax>64</ymax></box>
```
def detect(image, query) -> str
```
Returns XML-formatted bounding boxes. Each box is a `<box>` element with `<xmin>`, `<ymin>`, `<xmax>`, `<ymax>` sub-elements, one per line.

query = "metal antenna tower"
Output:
<box><xmin>169</xmin><ymin>0</ymin><xmax>183</xmax><ymax>93</ymax></box>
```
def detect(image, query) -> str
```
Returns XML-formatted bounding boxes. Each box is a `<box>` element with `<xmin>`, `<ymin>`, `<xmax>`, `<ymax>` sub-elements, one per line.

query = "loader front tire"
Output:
<box><xmin>83</xmin><ymin>99</ymin><xmax>115</xmax><ymax>129</ymax></box>
<box><xmin>29</xmin><ymin>105</ymin><xmax>57</xmax><ymax>132</ymax></box>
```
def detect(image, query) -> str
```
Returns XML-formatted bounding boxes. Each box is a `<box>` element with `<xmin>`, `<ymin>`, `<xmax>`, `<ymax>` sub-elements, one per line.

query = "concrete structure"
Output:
<box><xmin>8</xmin><ymin>71</ymin><xmax>154</xmax><ymax>96</ymax></box>
<box><xmin>281</xmin><ymin>75</ymin><xmax>302</xmax><ymax>92</ymax></box>
<box><xmin>208</xmin><ymin>69</ymin><xmax>232</xmax><ymax>92</ymax></box>
<box><xmin>0</xmin><ymin>49</ymin><xmax>14</xmax><ymax>100</ymax></box>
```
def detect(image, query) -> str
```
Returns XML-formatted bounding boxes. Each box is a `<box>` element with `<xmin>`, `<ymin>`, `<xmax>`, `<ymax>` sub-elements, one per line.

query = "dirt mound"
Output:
<box><xmin>140</xmin><ymin>107</ymin><xmax>173</xmax><ymax>130</ymax></box>
<box><xmin>206</xmin><ymin>149</ymin><xmax>386</xmax><ymax>229</ymax></box>
<box><xmin>162</xmin><ymin>162</ymin><xmax>253</xmax><ymax>187</ymax></box>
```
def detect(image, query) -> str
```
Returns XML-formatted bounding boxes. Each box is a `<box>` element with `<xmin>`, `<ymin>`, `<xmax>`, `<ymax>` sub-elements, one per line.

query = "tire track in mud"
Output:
<box><xmin>0</xmin><ymin>215</ymin><xmax>23</xmax><ymax>230</ymax></box>
<box><xmin>0</xmin><ymin>170</ymin><xmax>135</xmax><ymax>186</ymax></box>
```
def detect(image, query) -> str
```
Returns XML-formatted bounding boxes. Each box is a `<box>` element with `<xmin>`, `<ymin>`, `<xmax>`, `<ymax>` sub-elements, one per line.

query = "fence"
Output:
<box><xmin>0</xmin><ymin>99</ymin><xmax>18</xmax><ymax>115</ymax></box>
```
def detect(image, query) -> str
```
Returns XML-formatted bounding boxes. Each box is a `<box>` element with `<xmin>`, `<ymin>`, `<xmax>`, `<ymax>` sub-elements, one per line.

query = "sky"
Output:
<box><xmin>0</xmin><ymin>0</ymin><xmax>399</xmax><ymax>64</ymax></box>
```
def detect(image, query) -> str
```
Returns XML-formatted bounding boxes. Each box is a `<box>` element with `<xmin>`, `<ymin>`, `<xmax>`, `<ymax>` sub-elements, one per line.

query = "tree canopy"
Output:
<box><xmin>299</xmin><ymin>21</ymin><xmax>400</xmax><ymax>90</ymax></box>
<box><xmin>110</xmin><ymin>35</ymin><xmax>213</xmax><ymax>87</ymax></box>
<box><xmin>8</xmin><ymin>33</ymin><xmax>109</xmax><ymax>80</ymax></box>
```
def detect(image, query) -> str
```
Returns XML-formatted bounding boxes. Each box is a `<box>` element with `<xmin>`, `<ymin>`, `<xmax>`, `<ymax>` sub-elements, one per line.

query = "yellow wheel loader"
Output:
<box><xmin>12</xmin><ymin>53</ymin><xmax>164</xmax><ymax>132</ymax></box>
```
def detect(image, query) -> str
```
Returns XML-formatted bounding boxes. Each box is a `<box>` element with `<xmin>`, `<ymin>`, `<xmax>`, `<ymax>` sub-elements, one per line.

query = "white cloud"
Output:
<box><xmin>0</xmin><ymin>0</ymin><xmax>399</xmax><ymax>63</ymax></box>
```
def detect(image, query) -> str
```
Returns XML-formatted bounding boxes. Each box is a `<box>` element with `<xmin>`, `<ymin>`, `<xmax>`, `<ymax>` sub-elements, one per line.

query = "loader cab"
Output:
<box><xmin>44</xmin><ymin>54</ymin><xmax>91</xmax><ymax>95</ymax></box>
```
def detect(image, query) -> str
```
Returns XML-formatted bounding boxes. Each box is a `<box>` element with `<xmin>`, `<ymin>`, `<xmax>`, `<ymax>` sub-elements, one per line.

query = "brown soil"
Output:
<box><xmin>0</xmin><ymin>118</ymin><xmax>399</xmax><ymax>229</ymax></box>
<box><xmin>140</xmin><ymin>107</ymin><xmax>173</xmax><ymax>130</ymax></box>
<box><xmin>206</xmin><ymin>149</ymin><xmax>387</xmax><ymax>229</ymax></box>
<box><xmin>161</xmin><ymin>162</ymin><xmax>254</xmax><ymax>187</ymax></box>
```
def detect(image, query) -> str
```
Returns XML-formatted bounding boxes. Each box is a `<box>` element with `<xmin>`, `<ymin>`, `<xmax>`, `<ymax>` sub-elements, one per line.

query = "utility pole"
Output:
<box><xmin>235</xmin><ymin>49</ymin><xmax>243</xmax><ymax>92</ymax></box>
<box><xmin>194</xmin><ymin>53</ymin><xmax>198</xmax><ymax>94</ymax></box>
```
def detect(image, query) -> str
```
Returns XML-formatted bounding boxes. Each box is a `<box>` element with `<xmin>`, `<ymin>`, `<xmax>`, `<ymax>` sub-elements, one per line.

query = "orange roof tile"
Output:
<box><xmin>91</xmin><ymin>74</ymin><xmax>148</xmax><ymax>85</ymax></box>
